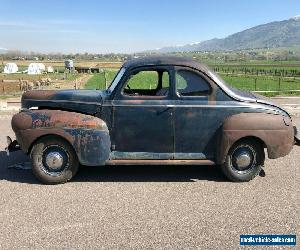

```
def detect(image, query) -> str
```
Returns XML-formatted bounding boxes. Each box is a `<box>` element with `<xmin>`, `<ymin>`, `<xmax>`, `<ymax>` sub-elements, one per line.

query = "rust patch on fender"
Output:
<box><xmin>22</xmin><ymin>90</ymin><xmax>58</xmax><ymax>100</ymax></box>
<box><xmin>12</xmin><ymin>109</ymin><xmax>111</xmax><ymax>166</ymax></box>
<box><xmin>12</xmin><ymin>109</ymin><xmax>107</xmax><ymax>132</ymax></box>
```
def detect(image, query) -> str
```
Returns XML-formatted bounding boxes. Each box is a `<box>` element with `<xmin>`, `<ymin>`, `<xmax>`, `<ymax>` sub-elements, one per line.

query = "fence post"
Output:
<box><xmin>254</xmin><ymin>78</ymin><xmax>257</xmax><ymax>91</ymax></box>
<box><xmin>104</xmin><ymin>70</ymin><xmax>108</xmax><ymax>89</ymax></box>
<box><xmin>74</xmin><ymin>79</ymin><xmax>77</xmax><ymax>90</ymax></box>
<box><xmin>278</xmin><ymin>78</ymin><xmax>281</xmax><ymax>91</ymax></box>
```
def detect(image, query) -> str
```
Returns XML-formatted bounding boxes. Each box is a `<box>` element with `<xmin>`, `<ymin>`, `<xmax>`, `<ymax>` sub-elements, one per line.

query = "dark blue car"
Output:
<box><xmin>8</xmin><ymin>56</ymin><xmax>300</xmax><ymax>184</ymax></box>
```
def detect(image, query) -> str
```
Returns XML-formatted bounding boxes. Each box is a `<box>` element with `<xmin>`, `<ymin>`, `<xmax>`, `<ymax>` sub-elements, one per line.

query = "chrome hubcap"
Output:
<box><xmin>45</xmin><ymin>151</ymin><xmax>64</xmax><ymax>170</ymax></box>
<box><xmin>233</xmin><ymin>150</ymin><xmax>252</xmax><ymax>170</ymax></box>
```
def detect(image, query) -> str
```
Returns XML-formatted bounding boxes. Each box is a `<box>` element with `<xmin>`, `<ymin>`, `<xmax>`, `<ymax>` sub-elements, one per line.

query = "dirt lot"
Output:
<box><xmin>0</xmin><ymin>72</ymin><xmax>91</xmax><ymax>96</ymax></box>
<box><xmin>0</xmin><ymin>97</ymin><xmax>299</xmax><ymax>249</ymax></box>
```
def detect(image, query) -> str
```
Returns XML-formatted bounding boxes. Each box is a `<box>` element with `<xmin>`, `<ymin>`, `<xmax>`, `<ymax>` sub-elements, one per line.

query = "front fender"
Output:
<box><xmin>217</xmin><ymin>113</ymin><xmax>294</xmax><ymax>164</ymax></box>
<box><xmin>12</xmin><ymin>109</ymin><xmax>111</xmax><ymax>166</ymax></box>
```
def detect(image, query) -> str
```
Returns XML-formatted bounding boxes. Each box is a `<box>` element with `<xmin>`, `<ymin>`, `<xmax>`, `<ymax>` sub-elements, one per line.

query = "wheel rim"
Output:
<box><xmin>41</xmin><ymin>145</ymin><xmax>69</xmax><ymax>176</ymax></box>
<box><xmin>231</xmin><ymin>146</ymin><xmax>256</xmax><ymax>174</ymax></box>
<box><xmin>45</xmin><ymin>151</ymin><xmax>64</xmax><ymax>170</ymax></box>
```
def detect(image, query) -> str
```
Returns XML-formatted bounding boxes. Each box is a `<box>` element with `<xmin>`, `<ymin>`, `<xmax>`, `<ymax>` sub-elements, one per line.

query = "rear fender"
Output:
<box><xmin>217</xmin><ymin>113</ymin><xmax>294</xmax><ymax>164</ymax></box>
<box><xmin>12</xmin><ymin>109</ymin><xmax>111</xmax><ymax>166</ymax></box>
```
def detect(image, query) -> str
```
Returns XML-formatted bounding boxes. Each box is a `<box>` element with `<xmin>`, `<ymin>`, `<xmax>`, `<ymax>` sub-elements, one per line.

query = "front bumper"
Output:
<box><xmin>294</xmin><ymin>126</ymin><xmax>300</xmax><ymax>146</ymax></box>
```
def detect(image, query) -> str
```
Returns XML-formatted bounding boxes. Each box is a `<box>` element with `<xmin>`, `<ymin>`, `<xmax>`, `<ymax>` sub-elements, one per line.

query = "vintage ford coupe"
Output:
<box><xmin>8</xmin><ymin>56</ymin><xmax>300</xmax><ymax>184</ymax></box>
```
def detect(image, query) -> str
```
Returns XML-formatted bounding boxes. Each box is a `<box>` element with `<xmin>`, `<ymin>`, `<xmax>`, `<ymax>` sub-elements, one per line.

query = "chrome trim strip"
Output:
<box><xmin>109</xmin><ymin>104</ymin><xmax>251</xmax><ymax>108</ymax></box>
<box><xmin>24</xmin><ymin>99</ymin><xmax>101</xmax><ymax>106</ymax></box>
<box><xmin>107</xmin><ymin>67</ymin><xmax>126</xmax><ymax>93</ymax></box>
<box><xmin>107</xmin><ymin>103</ymin><xmax>280</xmax><ymax>112</ymax></box>
<box><xmin>207</xmin><ymin>71</ymin><xmax>254</xmax><ymax>102</ymax></box>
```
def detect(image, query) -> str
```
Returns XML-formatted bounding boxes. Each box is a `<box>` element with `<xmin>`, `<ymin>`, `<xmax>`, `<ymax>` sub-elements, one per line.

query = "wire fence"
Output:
<box><xmin>220</xmin><ymin>73</ymin><xmax>300</xmax><ymax>94</ymax></box>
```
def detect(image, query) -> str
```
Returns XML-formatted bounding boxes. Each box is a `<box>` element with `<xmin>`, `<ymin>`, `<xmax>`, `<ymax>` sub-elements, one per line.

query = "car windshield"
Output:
<box><xmin>107</xmin><ymin>67</ymin><xmax>126</xmax><ymax>93</ymax></box>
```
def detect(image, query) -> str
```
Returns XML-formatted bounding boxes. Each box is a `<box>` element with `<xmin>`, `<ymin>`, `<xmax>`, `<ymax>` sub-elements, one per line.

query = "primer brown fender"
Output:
<box><xmin>12</xmin><ymin>109</ymin><xmax>111</xmax><ymax>166</ymax></box>
<box><xmin>217</xmin><ymin>113</ymin><xmax>294</xmax><ymax>164</ymax></box>
<box><xmin>22</xmin><ymin>90</ymin><xmax>58</xmax><ymax>101</ymax></box>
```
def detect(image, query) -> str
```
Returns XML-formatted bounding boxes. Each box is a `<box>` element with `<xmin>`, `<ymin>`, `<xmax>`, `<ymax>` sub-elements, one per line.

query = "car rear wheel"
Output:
<box><xmin>30</xmin><ymin>136</ymin><xmax>79</xmax><ymax>184</ymax></box>
<box><xmin>221</xmin><ymin>140</ymin><xmax>264</xmax><ymax>182</ymax></box>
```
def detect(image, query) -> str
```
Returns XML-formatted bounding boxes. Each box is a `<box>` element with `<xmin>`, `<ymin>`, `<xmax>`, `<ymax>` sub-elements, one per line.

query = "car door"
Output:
<box><xmin>173</xmin><ymin>67</ymin><xmax>219</xmax><ymax>160</ymax></box>
<box><xmin>111</xmin><ymin>66</ymin><xmax>174</xmax><ymax>159</ymax></box>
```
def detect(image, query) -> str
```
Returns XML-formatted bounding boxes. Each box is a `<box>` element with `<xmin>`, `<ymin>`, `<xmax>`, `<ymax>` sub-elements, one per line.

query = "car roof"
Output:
<box><xmin>122</xmin><ymin>56</ymin><xmax>210</xmax><ymax>73</ymax></box>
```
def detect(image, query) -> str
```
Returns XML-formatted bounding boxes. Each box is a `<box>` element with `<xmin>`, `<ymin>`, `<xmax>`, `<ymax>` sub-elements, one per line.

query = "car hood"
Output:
<box><xmin>22</xmin><ymin>90</ymin><xmax>105</xmax><ymax>115</ymax></box>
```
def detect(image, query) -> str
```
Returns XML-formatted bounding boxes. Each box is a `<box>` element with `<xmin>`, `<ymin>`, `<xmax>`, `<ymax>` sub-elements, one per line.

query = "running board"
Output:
<box><xmin>106</xmin><ymin>159</ymin><xmax>215</xmax><ymax>166</ymax></box>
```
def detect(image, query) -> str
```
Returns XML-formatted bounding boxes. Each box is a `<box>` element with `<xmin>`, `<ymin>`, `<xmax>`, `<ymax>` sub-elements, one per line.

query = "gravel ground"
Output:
<box><xmin>0</xmin><ymin>98</ymin><xmax>299</xmax><ymax>249</ymax></box>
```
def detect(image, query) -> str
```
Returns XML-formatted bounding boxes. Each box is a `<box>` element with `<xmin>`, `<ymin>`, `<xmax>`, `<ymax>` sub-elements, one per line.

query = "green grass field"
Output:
<box><xmin>222</xmin><ymin>75</ymin><xmax>300</xmax><ymax>97</ymax></box>
<box><xmin>84</xmin><ymin>69</ymin><xmax>300</xmax><ymax>97</ymax></box>
<box><xmin>221</xmin><ymin>75</ymin><xmax>300</xmax><ymax>91</ymax></box>
<box><xmin>85</xmin><ymin>70</ymin><xmax>169</xmax><ymax>90</ymax></box>
<box><xmin>84</xmin><ymin>70</ymin><xmax>117</xmax><ymax>89</ymax></box>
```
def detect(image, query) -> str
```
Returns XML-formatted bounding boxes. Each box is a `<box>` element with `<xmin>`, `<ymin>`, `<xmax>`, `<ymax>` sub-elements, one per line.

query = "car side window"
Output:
<box><xmin>176</xmin><ymin>70</ymin><xmax>210</xmax><ymax>96</ymax></box>
<box><xmin>123</xmin><ymin>69</ymin><xmax>170</xmax><ymax>97</ymax></box>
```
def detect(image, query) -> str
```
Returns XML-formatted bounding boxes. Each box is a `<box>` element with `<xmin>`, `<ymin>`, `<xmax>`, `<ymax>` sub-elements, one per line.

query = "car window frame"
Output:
<box><xmin>114</xmin><ymin>65</ymin><xmax>173</xmax><ymax>100</ymax></box>
<box><xmin>173</xmin><ymin>66</ymin><xmax>213</xmax><ymax>100</ymax></box>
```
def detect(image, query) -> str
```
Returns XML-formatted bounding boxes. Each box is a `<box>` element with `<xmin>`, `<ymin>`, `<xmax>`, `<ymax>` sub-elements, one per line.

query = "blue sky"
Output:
<box><xmin>0</xmin><ymin>0</ymin><xmax>299</xmax><ymax>53</ymax></box>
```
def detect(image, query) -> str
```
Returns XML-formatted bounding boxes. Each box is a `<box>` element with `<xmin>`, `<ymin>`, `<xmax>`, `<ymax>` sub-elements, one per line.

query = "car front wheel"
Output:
<box><xmin>221</xmin><ymin>140</ymin><xmax>264</xmax><ymax>182</ymax></box>
<box><xmin>30</xmin><ymin>136</ymin><xmax>79</xmax><ymax>184</ymax></box>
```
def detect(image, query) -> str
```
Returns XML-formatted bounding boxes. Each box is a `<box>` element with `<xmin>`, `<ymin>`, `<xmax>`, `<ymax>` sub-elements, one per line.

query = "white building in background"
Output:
<box><xmin>47</xmin><ymin>66</ymin><xmax>54</xmax><ymax>73</ymax></box>
<box><xmin>64</xmin><ymin>59</ymin><xmax>74</xmax><ymax>70</ymax></box>
<box><xmin>27</xmin><ymin>63</ymin><xmax>45</xmax><ymax>74</ymax></box>
<box><xmin>3</xmin><ymin>63</ymin><xmax>18</xmax><ymax>74</ymax></box>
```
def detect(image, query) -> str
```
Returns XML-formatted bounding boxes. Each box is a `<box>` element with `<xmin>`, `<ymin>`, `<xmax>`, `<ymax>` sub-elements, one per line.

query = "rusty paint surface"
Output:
<box><xmin>12</xmin><ymin>109</ymin><xmax>107</xmax><ymax>131</ymax></box>
<box><xmin>11</xmin><ymin>56</ymin><xmax>298</xmax><ymax>168</ymax></box>
<box><xmin>22</xmin><ymin>90</ymin><xmax>58</xmax><ymax>100</ymax></box>
<box><xmin>12</xmin><ymin>109</ymin><xmax>110</xmax><ymax>166</ymax></box>
<box><xmin>218</xmin><ymin>113</ymin><xmax>294</xmax><ymax>163</ymax></box>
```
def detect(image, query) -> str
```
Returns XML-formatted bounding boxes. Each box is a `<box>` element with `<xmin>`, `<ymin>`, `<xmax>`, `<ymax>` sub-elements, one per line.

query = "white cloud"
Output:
<box><xmin>291</xmin><ymin>15</ymin><xmax>300</xmax><ymax>20</ymax></box>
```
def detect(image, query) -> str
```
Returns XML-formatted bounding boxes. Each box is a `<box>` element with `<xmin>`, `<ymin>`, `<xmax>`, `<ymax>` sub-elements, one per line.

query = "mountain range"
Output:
<box><xmin>153</xmin><ymin>16</ymin><xmax>300</xmax><ymax>53</ymax></box>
